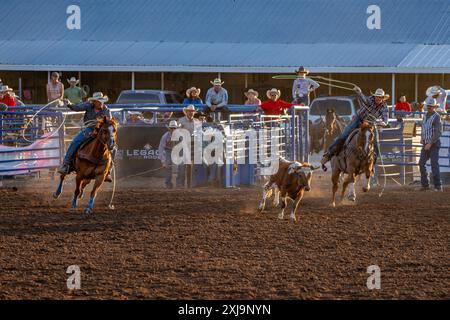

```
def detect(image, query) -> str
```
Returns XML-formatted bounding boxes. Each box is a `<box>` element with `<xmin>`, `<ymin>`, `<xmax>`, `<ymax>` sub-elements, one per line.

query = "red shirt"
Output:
<box><xmin>395</xmin><ymin>101</ymin><xmax>411</xmax><ymax>112</ymax></box>
<box><xmin>260</xmin><ymin>99</ymin><xmax>293</xmax><ymax>116</ymax></box>
<box><xmin>0</xmin><ymin>95</ymin><xmax>17</xmax><ymax>111</ymax></box>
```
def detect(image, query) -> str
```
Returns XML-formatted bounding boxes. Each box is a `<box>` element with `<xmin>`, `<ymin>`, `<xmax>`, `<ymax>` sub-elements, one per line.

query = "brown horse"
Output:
<box><xmin>323</xmin><ymin>109</ymin><xmax>345</xmax><ymax>152</ymax></box>
<box><xmin>330</xmin><ymin>121</ymin><xmax>375</xmax><ymax>207</ymax></box>
<box><xmin>309</xmin><ymin>117</ymin><xmax>326</xmax><ymax>154</ymax></box>
<box><xmin>54</xmin><ymin>116</ymin><xmax>117</xmax><ymax>214</ymax></box>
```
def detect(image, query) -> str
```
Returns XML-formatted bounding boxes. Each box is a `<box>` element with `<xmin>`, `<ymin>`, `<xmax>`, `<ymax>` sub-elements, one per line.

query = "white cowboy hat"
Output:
<box><xmin>88</xmin><ymin>92</ymin><xmax>109</xmax><ymax>103</ymax></box>
<box><xmin>67</xmin><ymin>77</ymin><xmax>80</xmax><ymax>85</ymax></box>
<box><xmin>244</xmin><ymin>89</ymin><xmax>259</xmax><ymax>98</ymax></box>
<box><xmin>266</xmin><ymin>88</ymin><xmax>281</xmax><ymax>99</ymax></box>
<box><xmin>423</xmin><ymin>96</ymin><xmax>438</xmax><ymax>107</ymax></box>
<box><xmin>183</xmin><ymin>104</ymin><xmax>197</xmax><ymax>114</ymax></box>
<box><xmin>167</xmin><ymin>120</ymin><xmax>180</xmax><ymax>129</ymax></box>
<box><xmin>0</xmin><ymin>85</ymin><xmax>14</xmax><ymax>93</ymax></box>
<box><xmin>186</xmin><ymin>87</ymin><xmax>201</xmax><ymax>97</ymax></box>
<box><xmin>371</xmin><ymin>88</ymin><xmax>390</xmax><ymax>100</ymax></box>
<box><xmin>210</xmin><ymin>78</ymin><xmax>224</xmax><ymax>86</ymax></box>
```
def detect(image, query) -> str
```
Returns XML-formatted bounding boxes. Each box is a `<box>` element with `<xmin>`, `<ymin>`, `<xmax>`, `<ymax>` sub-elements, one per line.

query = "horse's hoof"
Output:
<box><xmin>290</xmin><ymin>215</ymin><xmax>297</xmax><ymax>223</ymax></box>
<box><xmin>108</xmin><ymin>204</ymin><xmax>115</xmax><ymax>210</ymax></box>
<box><xmin>278</xmin><ymin>213</ymin><xmax>284</xmax><ymax>220</ymax></box>
<box><xmin>84</xmin><ymin>208</ymin><xmax>93</xmax><ymax>214</ymax></box>
<box><xmin>330</xmin><ymin>202</ymin><xmax>336</xmax><ymax>208</ymax></box>
<box><xmin>52</xmin><ymin>192</ymin><xmax>60</xmax><ymax>199</ymax></box>
<box><xmin>362</xmin><ymin>187</ymin><xmax>370</xmax><ymax>193</ymax></box>
<box><xmin>348</xmin><ymin>196</ymin><xmax>356</xmax><ymax>202</ymax></box>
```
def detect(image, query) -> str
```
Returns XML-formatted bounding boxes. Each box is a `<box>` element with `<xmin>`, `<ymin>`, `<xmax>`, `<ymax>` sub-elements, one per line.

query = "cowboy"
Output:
<box><xmin>183</xmin><ymin>87</ymin><xmax>203</xmax><ymax>105</ymax></box>
<box><xmin>63</xmin><ymin>77</ymin><xmax>87</xmax><ymax>104</ymax></box>
<box><xmin>58</xmin><ymin>92</ymin><xmax>115</xmax><ymax>181</ymax></box>
<box><xmin>321</xmin><ymin>87</ymin><xmax>389</xmax><ymax>165</ymax></box>
<box><xmin>259</xmin><ymin>88</ymin><xmax>293</xmax><ymax>117</ymax></box>
<box><xmin>47</xmin><ymin>72</ymin><xmax>64</xmax><ymax>102</ymax></box>
<box><xmin>292</xmin><ymin>66</ymin><xmax>320</xmax><ymax>106</ymax></box>
<box><xmin>178</xmin><ymin>105</ymin><xmax>202</xmax><ymax>188</ymax></box>
<box><xmin>158</xmin><ymin>120</ymin><xmax>180</xmax><ymax>189</ymax></box>
<box><xmin>205</xmin><ymin>78</ymin><xmax>228</xmax><ymax>122</ymax></box>
<box><xmin>244</xmin><ymin>89</ymin><xmax>261</xmax><ymax>105</ymax></box>
<box><xmin>427</xmin><ymin>86</ymin><xmax>447</xmax><ymax>112</ymax></box>
<box><xmin>418</xmin><ymin>97</ymin><xmax>443</xmax><ymax>192</ymax></box>
<box><xmin>0</xmin><ymin>85</ymin><xmax>17</xmax><ymax>111</ymax></box>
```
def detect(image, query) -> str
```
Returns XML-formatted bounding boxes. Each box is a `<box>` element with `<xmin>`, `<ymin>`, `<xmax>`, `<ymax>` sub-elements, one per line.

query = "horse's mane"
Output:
<box><xmin>91</xmin><ymin>117</ymin><xmax>117</xmax><ymax>138</ymax></box>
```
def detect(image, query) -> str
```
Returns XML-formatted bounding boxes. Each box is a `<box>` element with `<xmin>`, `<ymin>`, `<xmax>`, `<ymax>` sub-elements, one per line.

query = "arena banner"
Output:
<box><xmin>0</xmin><ymin>133</ymin><xmax>61</xmax><ymax>176</ymax></box>
<box><xmin>115</xmin><ymin>125</ymin><xmax>167</xmax><ymax>177</ymax></box>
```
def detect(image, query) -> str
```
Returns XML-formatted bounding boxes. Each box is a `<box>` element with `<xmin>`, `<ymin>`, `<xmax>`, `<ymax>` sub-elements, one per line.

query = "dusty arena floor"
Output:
<box><xmin>0</xmin><ymin>172</ymin><xmax>449</xmax><ymax>300</ymax></box>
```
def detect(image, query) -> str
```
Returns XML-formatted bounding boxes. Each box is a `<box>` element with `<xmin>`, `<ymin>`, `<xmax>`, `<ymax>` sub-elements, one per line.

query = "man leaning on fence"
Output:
<box><xmin>418</xmin><ymin>97</ymin><xmax>443</xmax><ymax>192</ymax></box>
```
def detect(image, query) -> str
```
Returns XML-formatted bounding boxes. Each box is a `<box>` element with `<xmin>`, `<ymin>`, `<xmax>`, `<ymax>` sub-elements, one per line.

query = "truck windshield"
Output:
<box><xmin>117</xmin><ymin>93</ymin><xmax>160</xmax><ymax>104</ymax></box>
<box><xmin>310</xmin><ymin>99</ymin><xmax>352</xmax><ymax>116</ymax></box>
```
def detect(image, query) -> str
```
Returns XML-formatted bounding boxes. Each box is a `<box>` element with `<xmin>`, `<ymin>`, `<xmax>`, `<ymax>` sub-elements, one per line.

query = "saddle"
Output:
<box><xmin>68</xmin><ymin>137</ymin><xmax>109</xmax><ymax>173</ymax></box>
<box><xmin>334</xmin><ymin>129</ymin><xmax>360</xmax><ymax>173</ymax></box>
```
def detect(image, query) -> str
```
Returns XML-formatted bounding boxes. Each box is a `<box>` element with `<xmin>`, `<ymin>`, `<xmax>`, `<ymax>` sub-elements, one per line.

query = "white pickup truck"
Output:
<box><xmin>309</xmin><ymin>96</ymin><xmax>362</xmax><ymax>124</ymax></box>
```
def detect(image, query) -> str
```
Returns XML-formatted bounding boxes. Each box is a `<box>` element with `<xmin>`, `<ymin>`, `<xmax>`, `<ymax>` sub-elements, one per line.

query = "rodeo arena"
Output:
<box><xmin>0</xmin><ymin>0</ymin><xmax>449</xmax><ymax>303</ymax></box>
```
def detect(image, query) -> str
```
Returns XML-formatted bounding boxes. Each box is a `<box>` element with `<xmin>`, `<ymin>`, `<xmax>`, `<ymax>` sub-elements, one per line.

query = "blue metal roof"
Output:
<box><xmin>0</xmin><ymin>0</ymin><xmax>449</xmax><ymax>72</ymax></box>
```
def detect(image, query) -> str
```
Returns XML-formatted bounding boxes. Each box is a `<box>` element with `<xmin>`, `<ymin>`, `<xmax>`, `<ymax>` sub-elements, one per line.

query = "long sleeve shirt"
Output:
<box><xmin>205</xmin><ymin>87</ymin><xmax>228</xmax><ymax>108</ymax></box>
<box><xmin>0</xmin><ymin>95</ymin><xmax>17</xmax><ymax>111</ymax></box>
<box><xmin>292</xmin><ymin>77</ymin><xmax>320</xmax><ymax>99</ymax></box>
<box><xmin>259</xmin><ymin>99</ymin><xmax>293</xmax><ymax>116</ymax></box>
<box><xmin>67</xmin><ymin>102</ymin><xmax>112</xmax><ymax>127</ymax></box>
<box><xmin>356</xmin><ymin>92</ymin><xmax>389</xmax><ymax>123</ymax></box>
<box><xmin>421</xmin><ymin>111</ymin><xmax>442</xmax><ymax>145</ymax></box>
<box><xmin>158</xmin><ymin>131</ymin><xmax>173</xmax><ymax>163</ymax></box>
<box><xmin>178</xmin><ymin>116</ymin><xmax>201</xmax><ymax>134</ymax></box>
<box><xmin>394</xmin><ymin>101</ymin><xmax>411</xmax><ymax>112</ymax></box>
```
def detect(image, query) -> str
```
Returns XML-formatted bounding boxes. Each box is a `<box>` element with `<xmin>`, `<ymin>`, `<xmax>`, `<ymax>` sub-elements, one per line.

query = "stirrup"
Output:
<box><xmin>57</xmin><ymin>165</ymin><xmax>70</xmax><ymax>175</ymax></box>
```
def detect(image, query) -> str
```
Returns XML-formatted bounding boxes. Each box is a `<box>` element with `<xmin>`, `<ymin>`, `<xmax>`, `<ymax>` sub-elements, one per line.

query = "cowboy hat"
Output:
<box><xmin>183</xmin><ymin>104</ymin><xmax>197</xmax><ymax>113</ymax></box>
<box><xmin>88</xmin><ymin>92</ymin><xmax>109</xmax><ymax>103</ymax></box>
<box><xmin>371</xmin><ymin>88</ymin><xmax>390</xmax><ymax>100</ymax></box>
<box><xmin>244</xmin><ymin>89</ymin><xmax>259</xmax><ymax>98</ymax></box>
<box><xmin>186</xmin><ymin>87</ymin><xmax>201</xmax><ymax>97</ymax></box>
<box><xmin>167</xmin><ymin>120</ymin><xmax>180</xmax><ymax>129</ymax></box>
<box><xmin>67</xmin><ymin>77</ymin><xmax>80</xmax><ymax>85</ymax></box>
<box><xmin>266</xmin><ymin>88</ymin><xmax>281</xmax><ymax>99</ymax></box>
<box><xmin>423</xmin><ymin>96</ymin><xmax>438</xmax><ymax>107</ymax></box>
<box><xmin>210</xmin><ymin>78</ymin><xmax>224</xmax><ymax>86</ymax></box>
<box><xmin>295</xmin><ymin>66</ymin><xmax>309</xmax><ymax>74</ymax></box>
<box><xmin>51</xmin><ymin>72</ymin><xmax>60</xmax><ymax>77</ymax></box>
<box><xmin>0</xmin><ymin>85</ymin><xmax>14</xmax><ymax>93</ymax></box>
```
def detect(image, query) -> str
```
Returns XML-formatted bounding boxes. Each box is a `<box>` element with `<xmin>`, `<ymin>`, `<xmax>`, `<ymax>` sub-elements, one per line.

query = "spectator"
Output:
<box><xmin>427</xmin><ymin>85</ymin><xmax>447</xmax><ymax>112</ymax></box>
<box><xmin>64</xmin><ymin>77</ymin><xmax>87</xmax><ymax>104</ymax></box>
<box><xmin>158</xmin><ymin>120</ymin><xmax>180</xmax><ymax>189</ymax></box>
<box><xmin>0</xmin><ymin>85</ymin><xmax>17</xmax><ymax>111</ymax></box>
<box><xmin>292</xmin><ymin>66</ymin><xmax>320</xmax><ymax>105</ymax></box>
<box><xmin>260</xmin><ymin>88</ymin><xmax>293</xmax><ymax>118</ymax></box>
<box><xmin>178</xmin><ymin>105</ymin><xmax>202</xmax><ymax>188</ymax></box>
<box><xmin>418</xmin><ymin>97</ymin><xmax>443</xmax><ymax>192</ymax></box>
<box><xmin>394</xmin><ymin>94</ymin><xmax>411</xmax><ymax>113</ymax></box>
<box><xmin>244</xmin><ymin>89</ymin><xmax>261</xmax><ymax>105</ymax></box>
<box><xmin>183</xmin><ymin>87</ymin><xmax>203</xmax><ymax>105</ymax></box>
<box><xmin>205</xmin><ymin>78</ymin><xmax>228</xmax><ymax>122</ymax></box>
<box><xmin>47</xmin><ymin>72</ymin><xmax>64</xmax><ymax>102</ymax></box>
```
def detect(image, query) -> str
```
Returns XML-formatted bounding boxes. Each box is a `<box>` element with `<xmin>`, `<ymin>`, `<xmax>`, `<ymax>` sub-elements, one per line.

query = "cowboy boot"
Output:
<box><xmin>57</xmin><ymin>163</ymin><xmax>70</xmax><ymax>175</ymax></box>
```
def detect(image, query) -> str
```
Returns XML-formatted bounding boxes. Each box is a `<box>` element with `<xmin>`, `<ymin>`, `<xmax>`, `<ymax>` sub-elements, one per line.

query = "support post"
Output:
<box><xmin>414</xmin><ymin>73</ymin><xmax>418</xmax><ymax>102</ymax></box>
<box><xmin>131</xmin><ymin>72</ymin><xmax>135</xmax><ymax>90</ymax></box>
<box><xmin>161</xmin><ymin>72</ymin><xmax>164</xmax><ymax>90</ymax></box>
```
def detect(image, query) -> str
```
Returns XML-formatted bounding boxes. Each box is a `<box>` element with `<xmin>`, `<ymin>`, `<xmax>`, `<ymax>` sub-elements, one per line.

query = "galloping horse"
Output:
<box><xmin>54</xmin><ymin>116</ymin><xmax>117</xmax><ymax>214</ymax></box>
<box><xmin>309</xmin><ymin>117</ymin><xmax>326</xmax><ymax>154</ymax></box>
<box><xmin>330</xmin><ymin>121</ymin><xmax>375</xmax><ymax>207</ymax></box>
<box><xmin>323</xmin><ymin>109</ymin><xmax>345</xmax><ymax>152</ymax></box>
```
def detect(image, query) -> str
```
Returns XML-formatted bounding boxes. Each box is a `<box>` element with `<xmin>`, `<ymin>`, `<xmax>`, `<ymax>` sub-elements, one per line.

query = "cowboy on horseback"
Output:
<box><xmin>321</xmin><ymin>87</ymin><xmax>389</xmax><ymax>166</ymax></box>
<box><xmin>58</xmin><ymin>92</ymin><xmax>115</xmax><ymax>182</ymax></box>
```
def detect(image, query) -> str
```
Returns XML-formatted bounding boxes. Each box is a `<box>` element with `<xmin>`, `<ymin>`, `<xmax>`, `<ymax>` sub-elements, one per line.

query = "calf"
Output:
<box><xmin>258</xmin><ymin>158</ymin><xmax>317</xmax><ymax>222</ymax></box>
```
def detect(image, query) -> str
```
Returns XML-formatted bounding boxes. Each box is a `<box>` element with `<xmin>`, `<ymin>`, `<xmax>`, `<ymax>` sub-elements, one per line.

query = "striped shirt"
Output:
<box><xmin>421</xmin><ymin>112</ymin><xmax>442</xmax><ymax>144</ymax></box>
<box><xmin>356</xmin><ymin>93</ymin><xmax>389</xmax><ymax>123</ymax></box>
<box><xmin>47</xmin><ymin>81</ymin><xmax>64</xmax><ymax>101</ymax></box>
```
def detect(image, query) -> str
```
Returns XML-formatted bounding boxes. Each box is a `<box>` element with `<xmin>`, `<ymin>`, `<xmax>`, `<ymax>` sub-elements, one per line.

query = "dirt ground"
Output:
<box><xmin>0</xmin><ymin>172</ymin><xmax>449</xmax><ymax>300</ymax></box>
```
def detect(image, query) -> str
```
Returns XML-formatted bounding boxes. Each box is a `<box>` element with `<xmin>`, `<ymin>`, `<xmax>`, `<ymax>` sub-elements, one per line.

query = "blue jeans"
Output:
<box><xmin>327</xmin><ymin>117</ymin><xmax>361</xmax><ymax>154</ymax></box>
<box><xmin>163</xmin><ymin>149</ymin><xmax>177</xmax><ymax>188</ymax></box>
<box><xmin>64</xmin><ymin>127</ymin><xmax>94</xmax><ymax>164</ymax></box>
<box><xmin>293</xmin><ymin>95</ymin><xmax>310</xmax><ymax>106</ymax></box>
<box><xmin>419</xmin><ymin>142</ymin><xmax>441</xmax><ymax>188</ymax></box>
